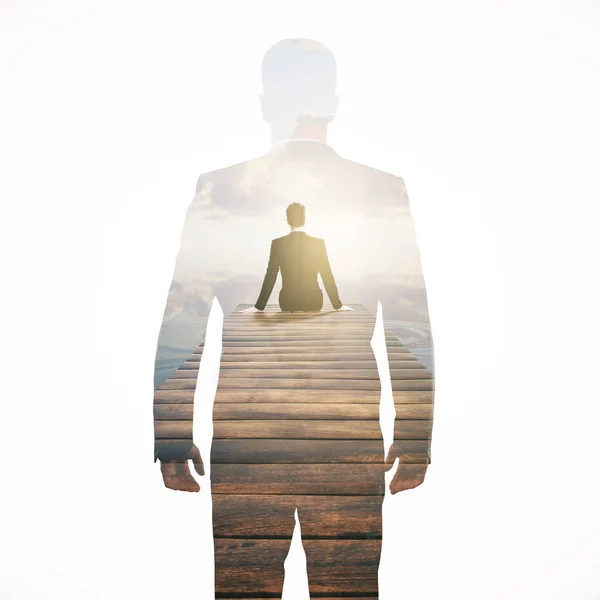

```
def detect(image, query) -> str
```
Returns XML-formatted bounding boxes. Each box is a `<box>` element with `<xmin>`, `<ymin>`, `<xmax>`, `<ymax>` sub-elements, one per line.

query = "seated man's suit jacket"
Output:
<box><xmin>254</xmin><ymin>231</ymin><xmax>343</xmax><ymax>311</ymax></box>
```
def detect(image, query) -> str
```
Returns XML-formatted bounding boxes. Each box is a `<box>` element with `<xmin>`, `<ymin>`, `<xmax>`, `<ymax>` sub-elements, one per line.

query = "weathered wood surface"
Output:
<box><xmin>214</xmin><ymin>538</ymin><xmax>381</xmax><ymax>595</ymax></box>
<box><xmin>155</xmin><ymin>303</ymin><xmax>434</xmax><ymax>598</ymax></box>
<box><xmin>172</xmin><ymin>367</ymin><xmax>431</xmax><ymax>380</ymax></box>
<box><xmin>157</xmin><ymin>439</ymin><xmax>429</xmax><ymax>463</ymax></box>
<box><xmin>183</xmin><ymin>358</ymin><xmax>423</xmax><ymax>368</ymax></box>
<box><xmin>160</xmin><ymin>377</ymin><xmax>433</xmax><ymax>391</ymax></box>
<box><xmin>154</xmin><ymin>388</ymin><xmax>433</xmax><ymax>404</ymax></box>
<box><xmin>221</xmin><ymin>321</ymin><xmax>378</xmax><ymax>328</ymax></box>
<box><xmin>154</xmin><ymin>402</ymin><xmax>432</xmax><ymax>420</ymax></box>
<box><xmin>210</xmin><ymin>439</ymin><xmax>429</xmax><ymax>464</ymax></box>
<box><xmin>215</xmin><ymin>341</ymin><xmax>405</xmax><ymax>350</ymax></box>
<box><xmin>155</xmin><ymin>419</ymin><xmax>431</xmax><ymax>440</ymax></box>
<box><xmin>210</xmin><ymin>464</ymin><xmax>387</xmax><ymax>495</ymax></box>
<box><xmin>212</xmin><ymin>494</ymin><xmax>384</xmax><ymax>538</ymax></box>
<box><xmin>195</xmin><ymin>346</ymin><xmax>413</xmax><ymax>355</ymax></box>
<box><xmin>220</xmin><ymin>327</ymin><xmax>380</xmax><ymax>333</ymax></box>
<box><xmin>219</xmin><ymin>339</ymin><xmax>404</xmax><ymax>347</ymax></box>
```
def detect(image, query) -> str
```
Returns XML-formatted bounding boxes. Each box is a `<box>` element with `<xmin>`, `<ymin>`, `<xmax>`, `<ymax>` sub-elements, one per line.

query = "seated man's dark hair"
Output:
<box><xmin>286</xmin><ymin>203</ymin><xmax>306</xmax><ymax>228</ymax></box>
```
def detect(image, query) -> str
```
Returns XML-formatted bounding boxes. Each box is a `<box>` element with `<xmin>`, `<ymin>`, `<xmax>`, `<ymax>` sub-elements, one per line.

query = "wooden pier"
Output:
<box><xmin>154</xmin><ymin>303</ymin><xmax>434</xmax><ymax>598</ymax></box>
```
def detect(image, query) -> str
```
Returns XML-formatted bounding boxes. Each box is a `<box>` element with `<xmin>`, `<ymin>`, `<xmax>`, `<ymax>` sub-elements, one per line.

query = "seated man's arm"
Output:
<box><xmin>254</xmin><ymin>240</ymin><xmax>280</xmax><ymax>310</ymax></box>
<box><xmin>318</xmin><ymin>239</ymin><xmax>343</xmax><ymax>310</ymax></box>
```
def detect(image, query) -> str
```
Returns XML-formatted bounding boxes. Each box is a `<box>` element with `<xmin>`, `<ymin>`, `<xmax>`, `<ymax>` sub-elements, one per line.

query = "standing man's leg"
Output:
<box><xmin>295</xmin><ymin>327</ymin><xmax>385</xmax><ymax>597</ymax></box>
<box><xmin>296</xmin><ymin>472</ymin><xmax>385</xmax><ymax>597</ymax></box>
<box><xmin>212</xmin><ymin>494</ymin><xmax>297</xmax><ymax>597</ymax></box>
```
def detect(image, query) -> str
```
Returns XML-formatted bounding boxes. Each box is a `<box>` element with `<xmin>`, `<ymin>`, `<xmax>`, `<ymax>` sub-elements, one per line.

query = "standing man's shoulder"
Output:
<box><xmin>191</xmin><ymin>153</ymin><xmax>272</xmax><ymax>213</ymax></box>
<box><xmin>333</xmin><ymin>152</ymin><xmax>411</xmax><ymax>212</ymax></box>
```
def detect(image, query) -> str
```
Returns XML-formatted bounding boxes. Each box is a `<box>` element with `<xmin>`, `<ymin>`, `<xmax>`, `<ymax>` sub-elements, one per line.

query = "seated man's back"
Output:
<box><xmin>254</xmin><ymin>228</ymin><xmax>342</xmax><ymax>312</ymax></box>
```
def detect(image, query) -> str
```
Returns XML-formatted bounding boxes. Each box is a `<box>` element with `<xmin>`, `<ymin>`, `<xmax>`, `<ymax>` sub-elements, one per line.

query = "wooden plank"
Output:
<box><xmin>153</xmin><ymin>390</ymin><xmax>197</xmax><ymax>403</ymax></box>
<box><xmin>154</xmin><ymin>389</ymin><xmax>433</xmax><ymax>404</ymax></box>
<box><xmin>226</xmin><ymin>320</ymin><xmax>375</xmax><ymax>324</ymax></box>
<box><xmin>154</xmin><ymin>422</ymin><xmax>192</xmax><ymax>439</ymax></box>
<box><xmin>232</xmin><ymin>317</ymin><xmax>375</xmax><ymax>321</ymax></box>
<box><xmin>220</xmin><ymin>335</ymin><xmax>396</xmax><ymax>342</ymax></box>
<box><xmin>181</xmin><ymin>360</ymin><xmax>422</xmax><ymax>370</ymax></box>
<box><xmin>171</xmin><ymin>368</ymin><xmax>431</xmax><ymax>380</ymax></box>
<box><xmin>392</xmin><ymin>419</ymin><xmax>433</xmax><ymax>440</ymax></box>
<box><xmin>219</xmin><ymin>340</ymin><xmax>404</xmax><ymax>347</ymax></box>
<box><xmin>224</xmin><ymin>321</ymin><xmax>377</xmax><ymax>326</ymax></box>
<box><xmin>220</xmin><ymin>330</ymin><xmax>379</xmax><ymax>336</ymax></box>
<box><xmin>194</xmin><ymin>345</ymin><xmax>410</xmax><ymax>354</ymax></box>
<box><xmin>210</xmin><ymin>439</ymin><xmax>429</xmax><ymax>464</ymax></box>
<box><xmin>189</xmin><ymin>352</ymin><xmax>418</xmax><ymax>362</ymax></box>
<box><xmin>222</xmin><ymin>326</ymin><xmax>381</xmax><ymax>331</ymax></box>
<box><xmin>213</xmin><ymin>419</ymin><xmax>431</xmax><ymax>439</ymax></box>
<box><xmin>158</xmin><ymin>419</ymin><xmax>378</xmax><ymax>439</ymax></box>
<box><xmin>212</xmin><ymin>403</ymin><xmax>432</xmax><ymax>420</ymax></box>
<box><xmin>223</xmin><ymin>319</ymin><xmax>378</xmax><ymax>333</ymax></box>
<box><xmin>212</xmin><ymin>494</ymin><xmax>383</xmax><ymax>538</ymax></box>
<box><xmin>156</xmin><ymin>438</ymin><xmax>430</xmax><ymax>464</ymax></box>
<box><xmin>154</xmin><ymin>403</ymin><xmax>432</xmax><ymax>420</ymax></box>
<box><xmin>159</xmin><ymin>378</ymin><xmax>433</xmax><ymax>391</ymax></box>
<box><xmin>210</xmin><ymin>464</ymin><xmax>386</xmax><ymax>495</ymax></box>
<box><xmin>234</xmin><ymin>309</ymin><xmax>372</xmax><ymax>313</ymax></box>
<box><xmin>205</xmin><ymin>331</ymin><xmax>400</xmax><ymax>340</ymax></box>
<box><xmin>225</xmin><ymin>314</ymin><xmax>374</xmax><ymax>319</ymax></box>
<box><xmin>301</xmin><ymin>539</ymin><xmax>382</xmax><ymax>594</ymax></box>
<box><xmin>230</xmin><ymin>306</ymin><xmax>371</xmax><ymax>313</ymax></box>
<box><xmin>215</xmin><ymin>538</ymin><xmax>382</xmax><ymax>595</ymax></box>
<box><xmin>226</xmin><ymin>318</ymin><xmax>375</xmax><ymax>323</ymax></box>
<box><xmin>225</xmin><ymin>313</ymin><xmax>374</xmax><ymax>319</ymax></box>
<box><xmin>156</xmin><ymin>420</ymin><xmax>431</xmax><ymax>440</ymax></box>
<box><xmin>220</xmin><ymin>329</ymin><xmax>378</xmax><ymax>335</ymax></box>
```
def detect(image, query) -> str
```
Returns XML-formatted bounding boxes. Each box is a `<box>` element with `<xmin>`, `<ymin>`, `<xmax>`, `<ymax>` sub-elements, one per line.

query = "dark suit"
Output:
<box><xmin>254</xmin><ymin>231</ymin><xmax>342</xmax><ymax>311</ymax></box>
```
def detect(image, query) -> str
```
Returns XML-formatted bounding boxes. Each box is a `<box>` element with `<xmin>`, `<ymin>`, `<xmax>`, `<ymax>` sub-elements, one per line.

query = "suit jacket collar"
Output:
<box><xmin>266</xmin><ymin>139</ymin><xmax>338</xmax><ymax>160</ymax></box>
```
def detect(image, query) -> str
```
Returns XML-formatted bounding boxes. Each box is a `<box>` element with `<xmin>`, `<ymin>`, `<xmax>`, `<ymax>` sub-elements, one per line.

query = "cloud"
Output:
<box><xmin>193</xmin><ymin>178</ymin><xmax>214</xmax><ymax>206</ymax></box>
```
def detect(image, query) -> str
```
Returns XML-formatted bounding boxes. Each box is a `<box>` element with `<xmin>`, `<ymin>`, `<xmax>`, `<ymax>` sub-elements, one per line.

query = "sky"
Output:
<box><xmin>1</xmin><ymin>1</ymin><xmax>600</xmax><ymax>599</ymax></box>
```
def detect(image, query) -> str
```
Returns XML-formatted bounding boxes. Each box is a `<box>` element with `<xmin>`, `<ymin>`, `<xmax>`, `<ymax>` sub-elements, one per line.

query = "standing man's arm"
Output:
<box><xmin>254</xmin><ymin>240</ymin><xmax>280</xmax><ymax>311</ymax></box>
<box><xmin>374</xmin><ymin>177</ymin><xmax>435</xmax><ymax>494</ymax></box>
<box><xmin>318</xmin><ymin>239</ymin><xmax>343</xmax><ymax>310</ymax></box>
<box><xmin>153</xmin><ymin>174</ymin><xmax>215</xmax><ymax>492</ymax></box>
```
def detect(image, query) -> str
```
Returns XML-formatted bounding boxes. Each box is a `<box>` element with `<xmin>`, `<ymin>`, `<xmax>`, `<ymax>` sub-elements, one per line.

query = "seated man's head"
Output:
<box><xmin>286</xmin><ymin>203</ymin><xmax>306</xmax><ymax>229</ymax></box>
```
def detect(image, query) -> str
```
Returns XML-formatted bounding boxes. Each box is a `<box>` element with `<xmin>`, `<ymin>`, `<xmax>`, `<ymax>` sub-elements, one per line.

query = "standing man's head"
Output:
<box><xmin>286</xmin><ymin>202</ymin><xmax>306</xmax><ymax>229</ymax></box>
<box><xmin>260</xmin><ymin>39</ymin><xmax>339</xmax><ymax>145</ymax></box>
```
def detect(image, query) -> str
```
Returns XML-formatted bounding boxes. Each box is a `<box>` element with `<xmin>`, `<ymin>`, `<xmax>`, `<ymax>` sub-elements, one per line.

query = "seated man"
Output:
<box><xmin>242</xmin><ymin>202</ymin><xmax>353</xmax><ymax>313</ymax></box>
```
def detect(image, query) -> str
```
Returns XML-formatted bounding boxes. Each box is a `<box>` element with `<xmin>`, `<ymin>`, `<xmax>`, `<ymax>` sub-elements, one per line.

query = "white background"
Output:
<box><xmin>1</xmin><ymin>1</ymin><xmax>600</xmax><ymax>599</ymax></box>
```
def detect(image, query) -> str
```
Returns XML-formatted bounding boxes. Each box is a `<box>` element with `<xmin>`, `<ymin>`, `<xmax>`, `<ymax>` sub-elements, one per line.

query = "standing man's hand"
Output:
<box><xmin>337</xmin><ymin>305</ymin><xmax>354</xmax><ymax>311</ymax></box>
<box><xmin>384</xmin><ymin>444</ymin><xmax>428</xmax><ymax>494</ymax></box>
<box><xmin>241</xmin><ymin>306</ymin><xmax>263</xmax><ymax>314</ymax></box>
<box><xmin>159</xmin><ymin>443</ymin><xmax>205</xmax><ymax>492</ymax></box>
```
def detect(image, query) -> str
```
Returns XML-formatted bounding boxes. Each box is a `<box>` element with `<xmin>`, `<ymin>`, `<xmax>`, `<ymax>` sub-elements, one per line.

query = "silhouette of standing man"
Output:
<box><xmin>153</xmin><ymin>38</ymin><xmax>435</xmax><ymax>598</ymax></box>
